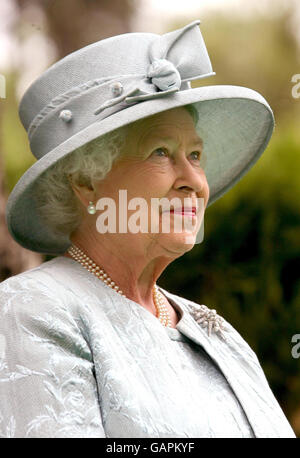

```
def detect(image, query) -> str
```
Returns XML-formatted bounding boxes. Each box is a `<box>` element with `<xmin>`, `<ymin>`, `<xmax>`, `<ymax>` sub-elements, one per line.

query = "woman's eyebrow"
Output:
<box><xmin>191</xmin><ymin>137</ymin><xmax>204</xmax><ymax>147</ymax></box>
<box><xmin>151</xmin><ymin>136</ymin><xmax>203</xmax><ymax>147</ymax></box>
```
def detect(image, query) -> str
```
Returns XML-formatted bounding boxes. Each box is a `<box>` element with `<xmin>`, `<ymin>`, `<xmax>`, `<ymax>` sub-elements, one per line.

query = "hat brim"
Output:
<box><xmin>6</xmin><ymin>84</ymin><xmax>274</xmax><ymax>255</ymax></box>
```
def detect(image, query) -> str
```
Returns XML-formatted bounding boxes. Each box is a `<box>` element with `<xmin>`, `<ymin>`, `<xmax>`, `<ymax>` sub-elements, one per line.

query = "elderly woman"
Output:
<box><xmin>0</xmin><ymin>20</ymin><xmax>296</xmax><ymax>438</ymax></box>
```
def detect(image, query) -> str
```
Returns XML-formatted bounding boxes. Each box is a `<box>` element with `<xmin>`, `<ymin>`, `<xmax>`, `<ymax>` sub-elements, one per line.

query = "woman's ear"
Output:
<box><xmin>67</xmin><ymin>174</ymin><xmax>96</xmax><ymax>208</ymax></box>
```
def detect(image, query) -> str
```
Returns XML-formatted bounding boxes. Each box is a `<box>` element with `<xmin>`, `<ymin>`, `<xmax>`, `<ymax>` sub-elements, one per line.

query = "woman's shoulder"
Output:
<box><xmin>0</xmin><ymin>255</ymin><xmax>112</xmax><ymax>329</ymax></box>
<box><xmin>0</xmin><ymin>256</ymin><xmax>66</xmax><ymax>299</ymax></box>
<box><xmin>0</xmin><ymin>257</ymin><xmax>94</xmax><ymax>380</ymax></box>
<box><xmin>0</xmin><ymin>255</ymin><xmax>85</xmax><ymax>295</ymax></box>
<box><xmin>0</xmin><ymin>256</ymin><xmax>83</xmax><ymax>321</ymax></box>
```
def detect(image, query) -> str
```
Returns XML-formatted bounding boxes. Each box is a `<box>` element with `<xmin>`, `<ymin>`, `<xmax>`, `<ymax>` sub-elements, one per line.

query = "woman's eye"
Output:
<box><xmin>190</xmin><ymin>151</ymin><xmax>207</xmax><ymax>169</ymax></box>
<box><xmin>151</xmin><ymin>147</ymin><xmax>169</xmax><ymax>158</ymax></box>
<box><xmin>190</xmin><ymin>151</ymin><xmax>201</xmax><ymax>161</ymax></box>
<box><xmin>149</xmin><ymin>148</ymin><xmax>206</xmax><ymax>167</ymax></box>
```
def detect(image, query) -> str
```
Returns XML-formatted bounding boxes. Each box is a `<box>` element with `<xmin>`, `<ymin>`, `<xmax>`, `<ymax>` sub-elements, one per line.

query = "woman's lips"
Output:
<box><xmin>163</xmin><ymin>207</ymin><xmax>197</xmax><ymax>217</ymax></box>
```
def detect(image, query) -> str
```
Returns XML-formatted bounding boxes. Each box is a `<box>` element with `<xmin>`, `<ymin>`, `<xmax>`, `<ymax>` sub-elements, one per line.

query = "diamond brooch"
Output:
<box><xmin>189</xmin><ymin>304</ymin><xmax>229</xmax><ymax>341</ymax></box>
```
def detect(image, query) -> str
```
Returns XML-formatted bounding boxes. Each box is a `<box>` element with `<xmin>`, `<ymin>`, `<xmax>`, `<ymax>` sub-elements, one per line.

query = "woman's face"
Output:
<box><xmin>92</xmin><ymin>106</ymin><xmax>209</xmax><ymax>256</ymax></box>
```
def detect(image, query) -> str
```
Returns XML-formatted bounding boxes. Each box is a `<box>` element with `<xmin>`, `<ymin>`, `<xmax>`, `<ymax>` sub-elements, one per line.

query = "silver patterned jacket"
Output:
<box><xmin>0</xmin><ymin>256</ymin><xmax>296</xmax><ymax>438</ymax></box>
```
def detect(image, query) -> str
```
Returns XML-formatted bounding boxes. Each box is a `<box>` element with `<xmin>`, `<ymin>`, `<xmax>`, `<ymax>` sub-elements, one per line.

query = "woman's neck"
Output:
<box><xmin>62</xmin><ymin>231</ymin><xmax>175</xmax><ymax>312</ymax></box>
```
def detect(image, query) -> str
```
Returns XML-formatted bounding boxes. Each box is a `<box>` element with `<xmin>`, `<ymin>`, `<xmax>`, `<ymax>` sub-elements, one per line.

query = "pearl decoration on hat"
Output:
<box><xmin>59</xmin><ymin>109</ymin><xmax>73</xmax><ymax>122</ymax></box>
<box><xmin>67</xmin><ymin>243</ymin><xmax>172</xmax><ymax>327</ymax></box>
<box><xmin>110</xmin><ymin>81</ymin><xmax>123</xmax><ymax>97</ymax></box>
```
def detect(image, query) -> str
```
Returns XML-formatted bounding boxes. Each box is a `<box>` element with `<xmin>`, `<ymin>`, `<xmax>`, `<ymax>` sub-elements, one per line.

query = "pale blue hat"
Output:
<box><xmin>5</xmin><ymin>19</ymin><xmax>274</xmax><ymax>255</ymax></box>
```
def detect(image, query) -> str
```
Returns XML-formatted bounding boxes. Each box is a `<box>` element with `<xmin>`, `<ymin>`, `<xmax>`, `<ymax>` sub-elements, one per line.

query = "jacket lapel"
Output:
<box><xmin>158</xmin><ymin>286</ymin><xmax>296</xmax><ymax>438</ymax></box>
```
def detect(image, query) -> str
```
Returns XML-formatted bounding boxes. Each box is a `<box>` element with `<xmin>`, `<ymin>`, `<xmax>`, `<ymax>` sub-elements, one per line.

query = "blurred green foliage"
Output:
<box><xmin>1</xmin><ymin>3</ymin><xmax>299</xmax><ymax>434</ymax></box>
<box><xmin>1</xmin><ymin>72</ymin><xmax>34</xmax><ymax>192</ymax></box>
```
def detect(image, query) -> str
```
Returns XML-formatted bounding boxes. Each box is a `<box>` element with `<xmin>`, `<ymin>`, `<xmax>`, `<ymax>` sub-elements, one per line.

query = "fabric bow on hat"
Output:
<box><xmin>25</xmin><ymin>19</ymin><xmax>216</xmax><ymax>153</ymax></box>
<box><xmin>94</xmin><ymin>20</ymin><xmax>215</xmax><ymax>115</ymax></box>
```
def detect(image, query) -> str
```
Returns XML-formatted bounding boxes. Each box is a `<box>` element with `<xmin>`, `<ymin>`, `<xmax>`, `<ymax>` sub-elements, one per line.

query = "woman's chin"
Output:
<box><xmin>158</xmin><ymin>231</ymin><xmax>197</xmax><ymax>254</ymax></box>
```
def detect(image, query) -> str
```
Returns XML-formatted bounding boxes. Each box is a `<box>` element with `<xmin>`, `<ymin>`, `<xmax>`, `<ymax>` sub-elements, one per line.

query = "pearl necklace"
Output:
<box><xmin>67</xmin><ymin>243</ymin><xmax>172</xmax><ymax>327</ymax></box>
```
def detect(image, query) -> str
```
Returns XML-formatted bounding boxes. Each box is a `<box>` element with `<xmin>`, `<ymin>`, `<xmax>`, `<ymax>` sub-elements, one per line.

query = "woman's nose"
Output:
<box><xmin>173</xmin><ymin>156</ymin><xmax>207</xmax><ymax>195</ymax></box>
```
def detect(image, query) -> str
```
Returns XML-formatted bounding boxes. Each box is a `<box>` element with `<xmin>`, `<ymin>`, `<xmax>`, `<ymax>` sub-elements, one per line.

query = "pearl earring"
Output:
<box><xmin>87</xmin><ymin>201</ymin><xmax>96</xmax><ymax>214</ymax></box>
